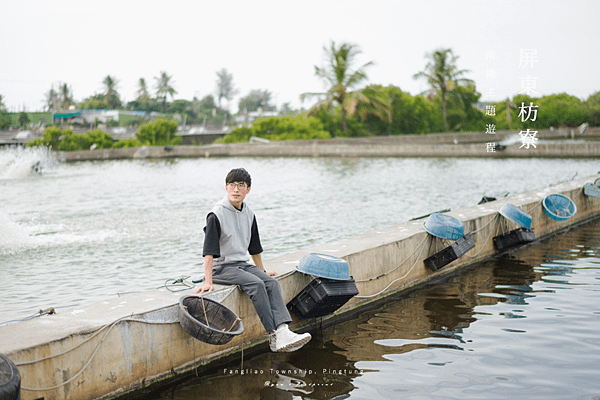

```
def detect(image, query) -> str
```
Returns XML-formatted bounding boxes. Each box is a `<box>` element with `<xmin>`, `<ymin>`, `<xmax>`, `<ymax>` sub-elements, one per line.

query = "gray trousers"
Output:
<box><xmin>212</xmin><ymin>261</ymin><xmax>292</xmax><ymax>333</ymax></box>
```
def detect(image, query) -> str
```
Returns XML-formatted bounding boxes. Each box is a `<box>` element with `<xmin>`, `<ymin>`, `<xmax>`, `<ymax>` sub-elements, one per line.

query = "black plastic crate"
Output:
<box><xmin>493</xmin><ymin>228</ymin><xmax>535</xmax><ymax>250</ymax></box>
<box><xmin>424</xmin><ymin>233</ymin><xmax>475</xmax><ymax>272</ymax></box>
<box><xmin>288</xmin><ymin>277</ymin><xmax>359</xmax><ymax>319</ymax></box>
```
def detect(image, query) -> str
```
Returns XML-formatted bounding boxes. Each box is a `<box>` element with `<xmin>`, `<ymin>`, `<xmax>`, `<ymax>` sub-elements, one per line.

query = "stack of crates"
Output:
<box><xmin>288</xmin><ymin>253</ymin><xmax>359</xmax><ymax>319</ymax></box>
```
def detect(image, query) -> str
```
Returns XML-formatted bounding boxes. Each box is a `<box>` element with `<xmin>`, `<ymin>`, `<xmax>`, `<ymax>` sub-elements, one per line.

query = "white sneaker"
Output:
<box><xmin>270</xmin><ymin>324</ymin><xmax>311</xmax><ymax>352</ymax></box>
<box><xmin>269</xmin><ymin>332</ymin><xmax>278</xmax><ymax>352</ymax></box>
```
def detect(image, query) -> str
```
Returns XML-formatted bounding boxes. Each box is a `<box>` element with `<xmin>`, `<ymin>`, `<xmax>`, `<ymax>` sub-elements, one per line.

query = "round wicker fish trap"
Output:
<box><xmin>0</xmin><ymin>354</ymin><xmax>21</xmax><ymax>400</ymax></box>
<box><xmin>178</xmin><ymin>295</ymin><xmax>244</xmax><ymax>345</ymax></box>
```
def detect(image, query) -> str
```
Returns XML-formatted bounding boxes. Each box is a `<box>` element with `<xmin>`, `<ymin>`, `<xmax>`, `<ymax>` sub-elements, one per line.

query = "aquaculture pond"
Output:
<box><xmin>1</xmin><ymin>147</ymin><xmax>599</xmax><ymax>399</ymax></box>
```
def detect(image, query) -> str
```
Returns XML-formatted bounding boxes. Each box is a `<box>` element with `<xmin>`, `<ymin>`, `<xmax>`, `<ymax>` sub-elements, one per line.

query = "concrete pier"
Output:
<box><xmin>1</xmin><ymin>174</ymin><xmax>599</xmax><ymax>400</ymax></box>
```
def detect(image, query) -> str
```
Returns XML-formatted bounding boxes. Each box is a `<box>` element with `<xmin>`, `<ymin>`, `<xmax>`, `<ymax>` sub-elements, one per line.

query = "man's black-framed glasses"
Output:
<box><xmin>227</xmin><ymin>182</ymin><xmax>248</xmax><ymax>190</ymax></box>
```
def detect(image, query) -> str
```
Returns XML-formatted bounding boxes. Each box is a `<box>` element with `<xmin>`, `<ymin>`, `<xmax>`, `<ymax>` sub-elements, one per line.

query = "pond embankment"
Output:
<box><xmin>58</xmin><ymin>127</ymin><xmax>600</xmax><ymax>162</ymax></box>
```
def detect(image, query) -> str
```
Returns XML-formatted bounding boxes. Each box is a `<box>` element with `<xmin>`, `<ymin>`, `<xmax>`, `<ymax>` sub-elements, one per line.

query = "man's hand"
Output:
<box><xmin>252</xmin><ymin>253</ymin><xmax>275</xmax><ymax>276</ymax></box>
<box><xmin>194</xmin><ymin>282</ymin><xmax>214</xmax><ymax>294</ymax></box>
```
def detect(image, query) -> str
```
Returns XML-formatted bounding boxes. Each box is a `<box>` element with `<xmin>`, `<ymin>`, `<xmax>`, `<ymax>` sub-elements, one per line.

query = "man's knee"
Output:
<box><xmin>263</xmin><ymin>277</ymin><xmax>282</xmax><ymax>292</ymax></box>
<box><xmin>243</xmin><ymin>277</ymin><xmax>267</xmax><ymax>295</ymax></box>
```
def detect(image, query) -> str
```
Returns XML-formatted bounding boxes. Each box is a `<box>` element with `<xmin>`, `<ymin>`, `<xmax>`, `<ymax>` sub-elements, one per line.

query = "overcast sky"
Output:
<box><xmin>2</xmin><ymin>0</ymin><xmax>599</xmax><ymax>113</ymax></box>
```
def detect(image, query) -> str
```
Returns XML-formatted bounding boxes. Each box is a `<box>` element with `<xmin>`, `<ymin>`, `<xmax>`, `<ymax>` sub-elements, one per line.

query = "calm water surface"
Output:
<box><xmin>0</xmin><ymin>147</ymin><xmax>598</xmax><ymax>323</ymax></box>
<box><xmin>145</xmin><ymin>218</ymin><xmax>600</xmax><ymax>400</ymax></box>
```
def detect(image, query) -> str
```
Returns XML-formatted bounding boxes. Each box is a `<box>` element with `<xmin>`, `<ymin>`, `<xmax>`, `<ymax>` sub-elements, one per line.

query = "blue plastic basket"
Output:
<box><xmin>583</xmin><ymin>180</ymin><xmax>600</xmax><ymax>199</ymax></box>
<box><xmin>296</xmin><ymin>253</ymin><xmax>350</xmax><ymax>280</ymax></box>
<box><xmin>542</xmin><ymin>194</ymin><xmax>577</xmax><ymax>221</ymax></box>
<box><xmin>498</xmin><ymin>203</ymin><xmax>532</xmax><ymax>229</ymax></box>
<box><xmin>423</xmin><ymin>213</ymin><xmax>465</xmax><ymax>240</ymax></box>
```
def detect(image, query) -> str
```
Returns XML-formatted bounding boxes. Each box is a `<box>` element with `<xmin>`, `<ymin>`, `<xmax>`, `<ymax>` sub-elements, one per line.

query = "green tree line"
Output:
<box><xmin>221</xmin><ymin>42</ymin><xmax>599</xmax><ymax>142</ymax></box>
<box><xmin>27</xmin><ymin>119</ymin><xmax>181</xmax><ymax>151</ymax></box>
<box><xmin>222</xmin><ymin>87</ymin><xmax>600</xmax><ymax>142</ymax></box>
<box><xmin>5</xmin><ymin>42</ymin><xmax>600</xmax><ymax>141</ymax></box>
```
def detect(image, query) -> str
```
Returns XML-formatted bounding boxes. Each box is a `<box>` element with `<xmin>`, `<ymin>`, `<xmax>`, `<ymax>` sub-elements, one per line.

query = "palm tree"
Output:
<box><xmin>59</xmin><ymin>83</ymin><xmax>73</xmax><ymax>110</ymax></box>
<box><xmin>154</xmin><ymin>71</ymin><xmax>177</xmax><ymax>112</ymax></box>
<box><xmin>136</xmin><ymin>78</ymin><xmax>151</xmax><ymax>102</ymax></box>
<box><xmin>413</xmin><ymin>48</ymin><xmax>473</xmax><ymax>132</ymax></box>
<box><xmin>301</xmin><ymin>41</ymin><xmax>391</xmax><ymax>135</ymax></box>
<box><xmin>215</xmin><ymin>68</ymin><xmax>238</xmax><ymax>109</ymax></box>
<box><xmin>44</xmin><ymin>85</ymin><xmax>59</xmax><ymax>112</ymax></box>
<box><xmin>102</xmin><ymin>75</ymin><xmax>120</xmax><ymax>109</ymax></box>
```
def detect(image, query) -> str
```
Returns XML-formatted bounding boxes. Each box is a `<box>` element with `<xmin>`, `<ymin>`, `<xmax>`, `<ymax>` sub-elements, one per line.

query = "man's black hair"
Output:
<box><xmin>226</xmin><ymin>168</ymin><xmax>251</xmax><ymax>187</ymax></box>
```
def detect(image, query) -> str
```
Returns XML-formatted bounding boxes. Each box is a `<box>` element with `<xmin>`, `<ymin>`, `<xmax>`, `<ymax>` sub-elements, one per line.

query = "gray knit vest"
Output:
<box><xmin>208</xmin><ymin>196</ymin><xmax>255</xmax><ymax>266</ymax></box>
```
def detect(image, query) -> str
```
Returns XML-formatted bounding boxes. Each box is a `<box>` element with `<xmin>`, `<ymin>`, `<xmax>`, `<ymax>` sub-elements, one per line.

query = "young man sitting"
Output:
<box><xmin>194</xmin><ymin>168</ymin><xmax>311</xmax><ymax>352</ymax></box>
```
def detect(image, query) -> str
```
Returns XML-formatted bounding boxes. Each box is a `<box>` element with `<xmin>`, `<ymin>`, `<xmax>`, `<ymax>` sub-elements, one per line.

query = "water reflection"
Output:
<box><xmin>150</xmin><ymin>342</ymin><xmax>360</xmax><ymax>400</ymax></box>
<box><xmin>144</xmin><ymin>218</ymin><xmax>600</xmax><ymax>400</ymax></box>
<box><xmin>318</xmin><ymin>255</ymin><xmax>545</xmax><ymax>363</ymax></box>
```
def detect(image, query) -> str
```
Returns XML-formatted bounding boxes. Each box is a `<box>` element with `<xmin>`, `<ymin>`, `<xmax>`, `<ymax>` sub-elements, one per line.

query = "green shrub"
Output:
<box><xmin>220</xmin><ymin>115</ymin><xmax>330</xmax><ymax>143</ymax></box>
<box><xmin>18</xmin><ymin>111</ymin><xmax>30</xmax><ymax>127</ymax></box>
<box><xmin>87</xmin><ymin>129</ymin><xmax>114</xmax><ymax>148</ymax></box>
<box><xmin>220</xmin><ymin>126</ymin><xmax>253</xmax><ymax>143</ymax></box>
<box><xmin>27</xmin><ymin>126</ymin><xmax>64</xmax><ymax>150</ymax></box>
<box><xmin>27</xmin><ymin>127</ymin><xmax>114</xmax><ymax>151</ymax></box>
<box><xmin>57</xmin><ymin>129</ymin><xmax>113</xmax><ymax>151</ymax></box>
<box><xmin>113</xmin><ymin>138</ymin><xmax>142</xmax><ymax>148</ymax></box>
<box><xmin>57</xmin><ymin>130</ymin><xmax>86</xmax><ymax>151</ymax></box>
<box><xmin>510</xmin><ymin>94</ymin><xmax>591</xmax><ymax>129</ymax></box>
<box><xmin>0</xmin><ymin>111</ymin><xmax>11</xmax><ymax>129</ymax></box>
<box><xmin>135</xmin><ymin>118</ymin><xmax>181</xmax><ymax>146</ymax></box>
<box><xmin>27</xmin><ymin>119</ymin><xmax>185</xmax><ymax>151</ymax></box>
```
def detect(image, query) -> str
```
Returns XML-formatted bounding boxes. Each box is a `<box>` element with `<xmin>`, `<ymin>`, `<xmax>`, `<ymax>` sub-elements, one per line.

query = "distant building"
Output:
<box><xmin>177</xmin><ymin>124</ymin><xmax>231</xmax><ymax>145</ymax></box>
<box><xmin>52</xmin><ymin>110</ymin><xmax>165</xmax><ymax>125</ymax></box>
<box><xmin>234</xmin><ymin>109</ymin><xmax>279</xmax><ymax>124</ymax></box>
